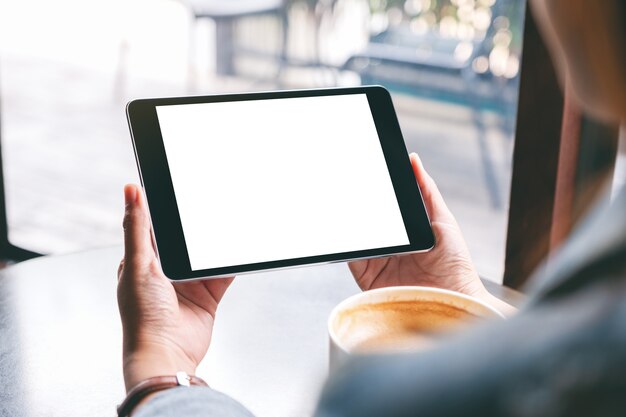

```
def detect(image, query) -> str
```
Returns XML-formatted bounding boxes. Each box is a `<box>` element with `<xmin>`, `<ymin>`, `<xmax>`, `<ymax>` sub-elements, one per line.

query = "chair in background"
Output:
<box><xmin>181</xmin><ymin>0</ymin><xmax>289</xmax><ymax>79</ymax></box>
<box><xmin>0</xmin><ymin>80</ymin><xmax>42</xmax><ymax>265</ymax></box>
<box><xmin>341</xmin><ymin>0</ymin><xmax>524</xmax><ymax>211</ymax></box>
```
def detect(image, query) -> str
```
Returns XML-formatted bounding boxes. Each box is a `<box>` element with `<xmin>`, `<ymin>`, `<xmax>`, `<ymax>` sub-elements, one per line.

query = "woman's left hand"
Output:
<box><xmin>117</xmin><ymin>184</ymin><xmax>233</xmax><ymax>391</ymax></box>
<box><xmin>349</xmin><ymin>154</ymin><xmax>516</xmax><ymax>316</ymax></box>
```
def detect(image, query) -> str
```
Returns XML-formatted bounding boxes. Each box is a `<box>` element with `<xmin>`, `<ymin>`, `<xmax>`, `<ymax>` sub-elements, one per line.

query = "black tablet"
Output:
<box><xmin>126</xmin><ymin>86</ymin><xmax>434</xmax><ymax>281</ymax></box>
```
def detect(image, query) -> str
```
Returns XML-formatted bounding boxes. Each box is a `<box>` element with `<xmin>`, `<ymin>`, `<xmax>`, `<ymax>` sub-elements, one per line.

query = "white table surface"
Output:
<box><xmin>0</xmin><ymin>246</ymin><xmax>361</xmax><ymax>417</ymax></box>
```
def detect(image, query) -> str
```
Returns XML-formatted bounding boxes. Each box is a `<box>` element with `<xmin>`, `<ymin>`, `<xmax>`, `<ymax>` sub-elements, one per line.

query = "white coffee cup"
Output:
<box><xmin>328</xmin><ymin>286</ymin><xmax>505</xmax><ymax>370</ymax></box>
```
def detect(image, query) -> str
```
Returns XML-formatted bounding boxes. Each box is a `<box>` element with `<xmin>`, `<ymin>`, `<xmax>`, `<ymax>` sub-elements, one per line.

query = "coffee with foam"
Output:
<box><xmin>328</xmin><ymin>287</ymin><xmax>504</xmax><ymax>363</ymax></box>
<box><xmin>333</xmin><ymin>300</ymin><xmax>480</xmax><ymax>353</ymax></box>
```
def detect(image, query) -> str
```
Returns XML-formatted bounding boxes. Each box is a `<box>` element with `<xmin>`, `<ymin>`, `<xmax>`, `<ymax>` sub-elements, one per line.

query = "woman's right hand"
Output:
<box><xmin>117</xmin><ymin>185</ymin><xmax>233</xmax><ymax>392</ymax></box>
<box><xmin>349</xmin><ymin>153</ymin><xmax>515</xmax><ymax>315</ymax></box>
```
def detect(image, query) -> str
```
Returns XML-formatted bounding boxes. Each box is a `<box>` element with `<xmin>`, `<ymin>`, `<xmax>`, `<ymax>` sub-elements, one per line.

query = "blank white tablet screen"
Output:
<box><xmin>156</xmin><ymin>94</ymin><xmax>410</xmax><ymax>271</ymax></box>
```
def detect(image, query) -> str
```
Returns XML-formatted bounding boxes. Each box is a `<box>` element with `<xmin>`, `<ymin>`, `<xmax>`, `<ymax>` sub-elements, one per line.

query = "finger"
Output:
<box><xmin>123</xmin><ymin>184</ymin><xmax>154</xmax><ymax>262</ymax></box>
<box><xmin>174</xmin><ymin>276</ymin><xmax>235</xmax><ymax>318</ymax></box>
<box><xmin>202</xmin><ymin>276</ymin><xmax>234</xmax><ymax>305</ymax></box>
<box><xmin>409</xmin><ymin>153</ymin><xmax>455</xmax><ymax>224</ymax></box>
<box><xmin>347</xmin><ymin>259</ymin><xmax>368</xmax><ymax>278</ymax></box>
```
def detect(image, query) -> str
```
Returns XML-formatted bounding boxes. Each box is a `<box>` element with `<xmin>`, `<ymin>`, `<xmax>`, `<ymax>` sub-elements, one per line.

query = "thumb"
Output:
<box><xmin>123</xmin><ymin>184</ymin><xmax>154</xmax><ymax>262</ymax></box>
<box><xmin>410</xmin><ymin>153</ymin><xmax>455</xmax><ymax>224</ymax></box>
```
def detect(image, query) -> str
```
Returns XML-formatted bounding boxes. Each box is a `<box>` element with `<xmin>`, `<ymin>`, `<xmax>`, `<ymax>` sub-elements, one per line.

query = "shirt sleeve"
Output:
<box><xmin>134</xmin><ymin>386</ymin><xmax>255</xmax><ymax>417</ymax></box>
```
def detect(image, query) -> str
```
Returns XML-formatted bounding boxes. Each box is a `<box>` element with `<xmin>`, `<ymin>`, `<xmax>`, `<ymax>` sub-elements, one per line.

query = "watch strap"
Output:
<box><xmin>117</xmin><ymin>372</ymin><xmax>208</xmax><ymax>417</ymax></box>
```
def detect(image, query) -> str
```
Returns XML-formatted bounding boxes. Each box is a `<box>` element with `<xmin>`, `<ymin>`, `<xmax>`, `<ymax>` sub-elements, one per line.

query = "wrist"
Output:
<box><xmin>123</xmin><ymin>342</ymin><xmax>197</xmax><ymax>392</ymax></box>
<box><xmin>474</xmin><ymin>288</ymin><xmax>518</xmax><ymax>317</ymax></box>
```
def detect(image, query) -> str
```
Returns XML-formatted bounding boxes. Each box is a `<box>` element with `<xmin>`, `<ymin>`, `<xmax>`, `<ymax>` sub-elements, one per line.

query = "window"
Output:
<box><xmin>0</xmin><ymin>0</ymin><xmax>526</xmax><ymax>282</ymax></box>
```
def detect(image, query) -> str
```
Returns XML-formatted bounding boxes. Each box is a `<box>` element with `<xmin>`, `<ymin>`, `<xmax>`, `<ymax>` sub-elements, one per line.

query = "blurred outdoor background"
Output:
<box><xmin>0</xmin><ymin>0</ymin><xmax>534</xmax><ymax>282</ymax></box>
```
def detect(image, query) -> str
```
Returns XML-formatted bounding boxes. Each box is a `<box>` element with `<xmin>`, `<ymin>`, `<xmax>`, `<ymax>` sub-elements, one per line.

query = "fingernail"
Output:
<box><xmin>410</xmin><ymin>152</ymin><xmax>423</xmax><ymax>167</ymax></box>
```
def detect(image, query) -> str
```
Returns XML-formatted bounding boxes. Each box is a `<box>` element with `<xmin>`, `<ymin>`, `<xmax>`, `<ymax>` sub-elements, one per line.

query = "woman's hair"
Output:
<box><xmin>617</xmin><ymin>3</ymin><xmax>626</xmax><ymax>115</ymax></box>
<box><xmin>533</xmin><ymin>0</ymin><xmax>626</xmax><ymax>251</ymax></box>
<box><xmin>596</xmin><ymin>0</ymin><xmax>626</xmax><ymax>116</ymax></box>
<box><xmin>547</xmin><ymin>0</ymin><xmax>626</xmax><ymax>118</ymax></box>
<box><xmin>613</xmin><ymin>0</ymin><xmax>626</xmax><ymax>47</ymax></box>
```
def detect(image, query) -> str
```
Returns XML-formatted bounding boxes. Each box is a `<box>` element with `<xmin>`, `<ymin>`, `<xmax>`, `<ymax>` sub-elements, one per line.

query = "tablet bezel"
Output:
<box><xmin>127</xmin><ymin>86</ymin><xmax>434</xmax><ymax>281</ymax></box>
